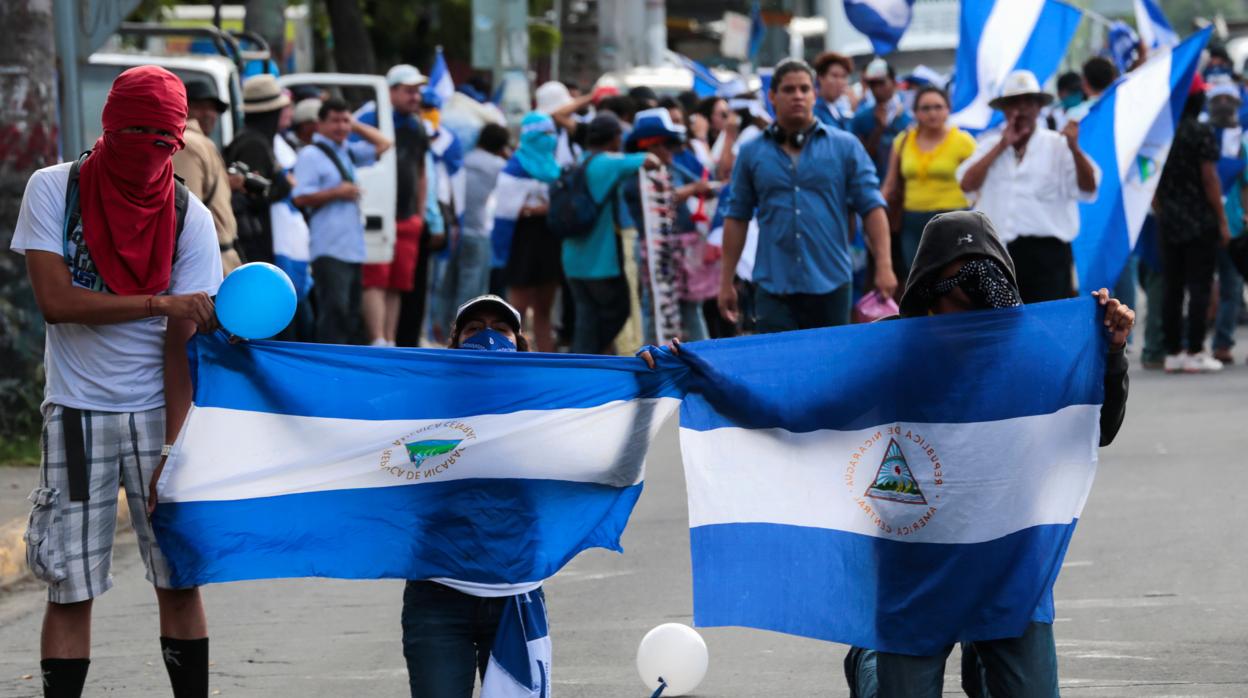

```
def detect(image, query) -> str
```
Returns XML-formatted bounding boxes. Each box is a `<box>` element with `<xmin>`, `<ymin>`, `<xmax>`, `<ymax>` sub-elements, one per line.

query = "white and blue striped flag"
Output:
<box><xmin>430</xmin><ymin>46</ymin><xmax>455</xmax><ymax>106</ymax></box>
<box><xmin>949</xmin><ymin>0</ymin><xmax>1083</xmax><ymax>133</ymax></box>
<box><xmin>678</xmin><ymin>54</ymin><xmax>723</xmax><ymax>97</ymax></box>
<box><xmin>151</xmin><ymin>334</ymin><xmax>681</xmax><ymax>587</ymax></box>
<box><xmin>1074</xmin><ymin>28</ymin><xmax>1210</xmax><ymax>293</ymax></box>
<box><xmin>843</xmin><ymin>0</ymin><xmax>915</xmax><ymax>56</ymax></box>
<box><xmin>1135</xmin><ymin>0</ymin><xmax>1179</xmax><ymax>50</ymax></box>
<box><xmin>490</xmin><ymin>158</ymin><xmax>547</xmax><ymax>269</ymax></box>
<box><xmin>482</xmin><ymin>592</ymin><xmax>552</xmax><ymax>698</ymax></box>
<box><xmin>679</xmin><ymin>298</ymin><xmax>1107</xmax><ymax>654</ymax></box>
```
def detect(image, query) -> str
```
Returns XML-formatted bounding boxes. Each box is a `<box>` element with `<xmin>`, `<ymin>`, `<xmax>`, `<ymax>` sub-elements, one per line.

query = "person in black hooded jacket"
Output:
<box><xmin>844</xmin><ymin>210</ymin><xmax>1133</xmax><ymax>698</ymax></box>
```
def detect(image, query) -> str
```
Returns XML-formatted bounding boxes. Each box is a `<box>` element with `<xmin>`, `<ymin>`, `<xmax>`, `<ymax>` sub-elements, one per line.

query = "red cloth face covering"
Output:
<box><xmin>77</xmin><ymin>65</ymin><xmax>188</xmax><ymax>296</ymax></box>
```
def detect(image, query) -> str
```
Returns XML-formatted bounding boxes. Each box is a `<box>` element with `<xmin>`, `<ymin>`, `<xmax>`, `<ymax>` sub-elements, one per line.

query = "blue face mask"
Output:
<box><xmin>459</xmin><ymin>328</ymin><xmax>516</xmax><ymax>352</ymax></box>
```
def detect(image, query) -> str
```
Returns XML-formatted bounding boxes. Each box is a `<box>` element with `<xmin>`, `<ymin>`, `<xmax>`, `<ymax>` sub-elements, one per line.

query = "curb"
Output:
<box><xmin>0</xmin><ymin>491</ymin><xmax>133</xmax><ymax>591</ymax></box>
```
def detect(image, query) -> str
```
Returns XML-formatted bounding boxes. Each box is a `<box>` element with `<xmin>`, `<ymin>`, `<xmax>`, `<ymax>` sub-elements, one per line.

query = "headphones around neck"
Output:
<box><xmin>766</xmin><ymin>120</ymin><xmax>818</xmax><ymax>148</ymax></box>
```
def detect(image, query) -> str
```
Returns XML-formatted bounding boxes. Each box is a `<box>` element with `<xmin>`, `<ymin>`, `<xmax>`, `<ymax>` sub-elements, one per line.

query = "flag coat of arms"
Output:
<box><xmin>677</xmin><ymin>298</ymin><xmax>1107</xmax><ymax>655</ymax></box>
<box><xmin>152</xmin><ymin>335</ymin><xmax>683</xmax><ymax>588</ymax></box>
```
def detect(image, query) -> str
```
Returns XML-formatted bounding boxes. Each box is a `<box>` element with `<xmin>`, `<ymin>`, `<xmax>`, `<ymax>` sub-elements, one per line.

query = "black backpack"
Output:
<box><xmin>546</xmin><ymin>153</ymin><xmax>619</xmax><ymax>240</ymax></box>
<box><xmin>63</xmin><ymin>151</ymin><xmax>189</xmax><ymax>292</ymax></box>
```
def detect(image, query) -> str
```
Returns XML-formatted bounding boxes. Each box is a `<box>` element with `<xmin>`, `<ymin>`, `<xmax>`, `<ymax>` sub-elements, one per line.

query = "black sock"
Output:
<box><xmin>160</xmin><ymin>637</ymin><xmax>209</xmax><ymax>698</ymax></box>
<box><xmin>40</xmin><ymin>658</ymin><xmax>89</xmax><ymax>698</ymax></box>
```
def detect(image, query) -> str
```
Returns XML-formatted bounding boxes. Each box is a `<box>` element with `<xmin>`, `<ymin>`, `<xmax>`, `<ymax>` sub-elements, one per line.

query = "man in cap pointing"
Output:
<box><xmin>958</xmin><ymin>69</ymin><xmax>1100</xmax><ymax>303</ymax></box>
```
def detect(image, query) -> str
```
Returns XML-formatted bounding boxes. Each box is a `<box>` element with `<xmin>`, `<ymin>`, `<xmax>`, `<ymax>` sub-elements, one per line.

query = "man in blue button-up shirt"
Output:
<box><xmin>720</xmin><ymin>59</ymin><xmax>896</xmax><ymax>333</ymax></box>
<box><xmin>293</xmin><ymin>98</ymin><xmax>391</xmax><ymax>344</ymax></box>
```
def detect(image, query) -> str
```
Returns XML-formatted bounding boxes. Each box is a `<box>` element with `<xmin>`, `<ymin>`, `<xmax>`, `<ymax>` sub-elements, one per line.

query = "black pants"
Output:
<box><xmin>1006</xmin><ymin>237</ymin><xmax>1076</xmax><ymax>303</ymax></box>
<box><xmin>312</xmin><ymin>257</ymin><xmax>361</xmax><ymax>345</ymax></box>
<box><xmin>1161</xmin><ymin>238</ymin><xmax>1217</xmax><ymax>355</ymax></box>
<box><xmin>753</xmin><ymin>284</ymin><xmax>852</xmax><ymax>334</ymax></box>
<box><xmin>397</xmin><ymin>233</ymin><xmax>433</xmax><ymax>347</ymax></box>
<box><xmin>568</xmin><ymin>275</ymin><xmax>632</xmax><ymax>354</ymax></box>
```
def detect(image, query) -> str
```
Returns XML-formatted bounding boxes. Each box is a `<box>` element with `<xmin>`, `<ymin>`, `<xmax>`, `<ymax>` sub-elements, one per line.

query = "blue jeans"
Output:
<box><xmin>844</xmin><ymin>622</ymin><xmax>1058</xmax><ymax>698</ymax></box>
<box><xmin>1214</xmin><ymin>248</ymin><xmax>1244</xmax><ymax>351</ymax></box>
<box><xmin>401</xmin><ymin>581</ymin><xmax>545</xmax><ymax>698</ymax></box>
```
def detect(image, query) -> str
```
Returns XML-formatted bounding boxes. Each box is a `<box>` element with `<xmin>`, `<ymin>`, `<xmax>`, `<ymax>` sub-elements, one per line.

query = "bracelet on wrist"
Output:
<box><xmin>160</xmin><ymin>444</ymin><xmax>173</xmax><ymax>457</ymax></box>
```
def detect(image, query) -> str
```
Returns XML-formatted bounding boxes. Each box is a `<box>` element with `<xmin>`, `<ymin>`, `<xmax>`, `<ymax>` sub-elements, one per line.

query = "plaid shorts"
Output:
<box><xmin>24</xmin><ymin>405</ymin><xmax>181</xmax><ymax>603</ymax></box>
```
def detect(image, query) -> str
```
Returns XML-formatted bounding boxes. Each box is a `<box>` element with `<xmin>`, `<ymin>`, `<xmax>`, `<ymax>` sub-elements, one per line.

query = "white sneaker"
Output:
<box><xmin>1163</xmin><ymin>354</ymin><xmax>1185</xmax><ymax>373</ymax></box>
<box><xmin>1182</xmin><ymin>352</ymin><xmax>1224</xmax><ymax>373</ymax></box>
<box><xmin>369</xmin><ymin>337</ymin><xmax>389</xmax><ymax>347</ymax></box>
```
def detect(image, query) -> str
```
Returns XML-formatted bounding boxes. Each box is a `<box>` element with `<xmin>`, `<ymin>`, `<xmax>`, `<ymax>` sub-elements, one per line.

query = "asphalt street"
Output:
<box><xmin>0</xmin><ymin>352</ymin><xmax>1246</xmax><ymax>697</ymax></box>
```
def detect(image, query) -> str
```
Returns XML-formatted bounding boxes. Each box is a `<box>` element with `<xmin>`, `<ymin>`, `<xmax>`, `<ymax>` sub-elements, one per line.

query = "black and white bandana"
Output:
<box><xmin>927</xmin><ymin>258</ymin><xmax>1022</xmax><ymax>310</ymax></box>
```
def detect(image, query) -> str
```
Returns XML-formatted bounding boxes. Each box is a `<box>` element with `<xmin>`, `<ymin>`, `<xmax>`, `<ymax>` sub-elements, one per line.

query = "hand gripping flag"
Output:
<box><xmin>152</xmin><ymin>335</ymin><xmax>683</xmax><ymax>587</ymax></box>
<box><xmin>843</xmin><ymin>0</ymin><xmax>915</xmax><ymax>56</ymax></box>
<box><xmin>1074</xmin><ymin>28</ymin><xmax>1211</xmax><ymax>293</ymax></box>
<box><xmin>949</xmin><ymin>0</ymin><xmax>1083</xmax><ymax>133</ymax></box>
<box><xmin>678</xmin><ymin>297</ymin><xmax>1107</xmax><ymax>655</ymax></box>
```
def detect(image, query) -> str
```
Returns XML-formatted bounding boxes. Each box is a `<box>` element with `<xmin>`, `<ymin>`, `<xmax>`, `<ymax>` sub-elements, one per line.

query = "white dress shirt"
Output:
<box><xmin>957</xmin><ymin>128</ymin><xmax>1101</xmax><ymax>244</ymax></box>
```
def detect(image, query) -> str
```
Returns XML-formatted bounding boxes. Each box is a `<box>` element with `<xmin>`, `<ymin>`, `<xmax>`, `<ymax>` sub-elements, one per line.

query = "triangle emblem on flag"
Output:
<box><xmin>864</xmin><ymin>438</ymin><xmax>927</xmax><ymax>505</ymax></box>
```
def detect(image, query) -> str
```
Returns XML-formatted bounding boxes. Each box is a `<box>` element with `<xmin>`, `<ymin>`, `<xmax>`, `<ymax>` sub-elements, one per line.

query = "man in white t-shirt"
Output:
<box><xmin>9</xmin><ymin>66</ymin><xmax>222</xmax><ymax>698</ymax></box>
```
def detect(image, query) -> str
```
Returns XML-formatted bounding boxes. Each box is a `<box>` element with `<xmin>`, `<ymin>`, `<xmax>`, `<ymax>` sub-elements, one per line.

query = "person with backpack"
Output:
<box><xmin>553</xmin><ymin>113</ymin><xmax>659</xmax><ymax>354</ymax></box>
<box><xmin>291</xmin><ymin>98</ymin><xmax>392</xmax><ymax>344</ymax></box>
<box><xmin>10</xmin><ymin>65</ymin><xmax>222</xmax><ymax>698</ymax></box>
<box><xmin>489</xmin><ymin>112</ymin><xmax>563</xmax><ymax>351</ymax></box>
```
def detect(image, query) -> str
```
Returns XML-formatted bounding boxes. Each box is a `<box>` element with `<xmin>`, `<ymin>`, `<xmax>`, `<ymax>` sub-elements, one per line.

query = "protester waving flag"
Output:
<box><xmin>1074</xmin><ymin>28</ymin><xmax>1211</xmax><ymax>293</ymax></box>
<box><xmin>843</xmin><ymin>0</ymin><xmax>915</xmax><ymax>56</ymax></box>
<box><xmin>949</xmin><ymin>0</ymin><xmax>1082</xmax><ymax>133</ymax></box>
<box><xmin>151</xmin><ymin>334</ymin><xmax>683</xmax><ymax>587</ymax></box>
<box><xmin>1135</xmin><ymin>0</ymin><xmax>1179</xmax><ymax>50</ymax></box>
<box><xmin>679</xmin><ymin>298</ymin><xmax>1107</xmax><ymax>655</ymax></box>
<box><xmin>429</xmin><ymin>46</ymin><xmax>455</xmax><ymax>106</ymax></box>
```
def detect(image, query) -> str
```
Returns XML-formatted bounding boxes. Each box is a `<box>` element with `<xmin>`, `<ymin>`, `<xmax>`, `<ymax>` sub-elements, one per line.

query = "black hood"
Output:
<box><xmin>898</xmin><ymin>211</ymin><xmax>1018</xmax><ymax>317</ymax></box>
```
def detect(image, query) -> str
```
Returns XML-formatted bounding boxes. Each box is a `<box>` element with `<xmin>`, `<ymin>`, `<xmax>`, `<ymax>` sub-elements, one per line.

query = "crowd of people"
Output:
<box><xmin>154</xmin><ymin>48</ymin><xmax>1245</xmax><ymax>375</ymax></box>
<box><xmin>8</xmin><ymin>34</ymin><xmax>1247</xmax><ymax>697</ymax></box>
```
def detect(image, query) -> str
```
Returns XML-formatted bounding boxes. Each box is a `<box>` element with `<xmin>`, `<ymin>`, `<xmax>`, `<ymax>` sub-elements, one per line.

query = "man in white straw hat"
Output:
<box><xmin>957</xmin><ymin>69</ymin><xmax>1100</xmax><ymax>303</ymax></box>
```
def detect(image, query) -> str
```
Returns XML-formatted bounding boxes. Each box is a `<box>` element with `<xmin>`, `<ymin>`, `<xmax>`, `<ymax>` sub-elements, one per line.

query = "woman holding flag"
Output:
<box><xmin>401</xmin><ymin>294</ymin><xmax>547</xmax><ymax>698</ymax></box>
<box><xmin>490</xmin><ymin>113</ymin><xmax>563</xmax><ymax>352</ymax></box>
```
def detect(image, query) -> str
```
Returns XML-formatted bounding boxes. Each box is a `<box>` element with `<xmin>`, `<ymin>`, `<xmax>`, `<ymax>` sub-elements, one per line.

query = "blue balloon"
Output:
<box><xmin>215</xmin><ymin>262</ymin><xmax>297</xmax><ymax>339</ymax></box>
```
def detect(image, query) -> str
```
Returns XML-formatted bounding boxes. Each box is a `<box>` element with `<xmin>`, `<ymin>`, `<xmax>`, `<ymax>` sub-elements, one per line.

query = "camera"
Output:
<box><xmin>227</xmin><ymin>161</ymin><xmax>272</xmax><ymax>198</ymax></box>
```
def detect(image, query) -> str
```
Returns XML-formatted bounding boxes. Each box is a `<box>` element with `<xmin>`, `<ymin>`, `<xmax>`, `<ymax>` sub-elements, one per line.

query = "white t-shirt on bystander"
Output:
<box><xmin>10</xmin><ymin>162</ymin><xmax>223</xmax><ymax>413</ymax></box>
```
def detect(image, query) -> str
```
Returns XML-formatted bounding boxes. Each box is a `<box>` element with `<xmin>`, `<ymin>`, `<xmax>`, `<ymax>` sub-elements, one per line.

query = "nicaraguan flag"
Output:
<box><xmin>1073</xmin><ymin>28</ymin><xmax>1210</xmax><ymax>293</ymax></box>
<box><xmin>678</xmin><ymin>298</ymin><xmax>1107</xmax><ymax>655</ymax></box>
<box><xmin>950</xmin><ymin>0</ymin><xmax>1082</xmax><ymax>133</ymax></box>
<box><xmin>151</xmin><ymin>334</ymin><xmax>682</xmax><ymax>587</ymax></box>
<box><xmin>430</xmin><ymin>46</ymin><xmax>455</xmax><ymax>106</ymax></box>
<box><xmin>490</xmin><ymin>158</ymin><xmax>548</xmax><ymax>269</ymax></box>
<box><xmin>1107</xmin><ymin>21</ymin><xmax>1141</xmax><ymax>74</ymax></box>
<box><xmin>843</xmin><ymin>0</ymin><xmax>915</xmax><ymax>56</ymax></box>
<box><xmin>481</xmin><ymin>592</ymin><xmax>552</xmax><ymax>698</ymax></box>
<box><xmin>679</xmin><ymin>54</ymin><xmax>722</xmax><ymax>97</ymax></box>
<box><xmin>1135</xmin><ymin>0</ymin><xmax>1178</xmax><ymax>50</ymax></box>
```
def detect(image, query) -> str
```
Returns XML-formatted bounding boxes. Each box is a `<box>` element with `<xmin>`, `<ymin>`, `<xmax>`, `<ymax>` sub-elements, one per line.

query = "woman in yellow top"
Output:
<box><xmin>881</xmin><ymin>86</ymin><xmax>978</xmax><ymax>283</ymax></box>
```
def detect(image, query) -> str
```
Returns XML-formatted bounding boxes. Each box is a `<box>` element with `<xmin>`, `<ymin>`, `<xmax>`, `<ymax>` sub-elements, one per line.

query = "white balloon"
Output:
<box><xmin>635</xmin><ymin>623</ymin><xmax>709</xmax><ymax>696</ymax></box>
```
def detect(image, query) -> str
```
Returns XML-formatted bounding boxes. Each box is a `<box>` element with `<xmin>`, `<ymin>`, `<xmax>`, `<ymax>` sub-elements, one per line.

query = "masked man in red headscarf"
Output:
<box><xmin>10</xmin><ymin>65</ymin><xmax>222</xmax><ymax>698</ymax></box>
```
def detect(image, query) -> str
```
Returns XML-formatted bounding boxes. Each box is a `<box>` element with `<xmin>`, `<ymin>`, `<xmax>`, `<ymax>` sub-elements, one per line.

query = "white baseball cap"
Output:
<box><xmin>863</xmin><ymin>58</ymin><xmax>892</xmax><ymax>81</ymax></box>
<box><xmin>386</xmin><ymin>64</ymin><xmax>428</xmax><ymax>88</ymax></box>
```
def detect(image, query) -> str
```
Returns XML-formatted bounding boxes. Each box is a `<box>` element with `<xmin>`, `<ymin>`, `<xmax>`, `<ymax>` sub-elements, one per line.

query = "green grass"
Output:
<box><xmin>0</xmin><ymin>435</ymin><xmax>40</xmax><ymax>466</ymax></box>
